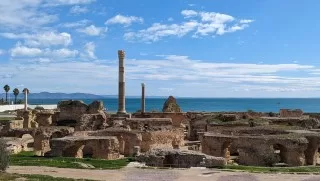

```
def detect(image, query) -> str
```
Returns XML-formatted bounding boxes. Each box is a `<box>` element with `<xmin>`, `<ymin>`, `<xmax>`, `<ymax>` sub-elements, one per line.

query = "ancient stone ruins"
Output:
<box><xmin>2</xmin><ymin>50</ymin><xmax>320</xmax><ymax>168</ymax></box>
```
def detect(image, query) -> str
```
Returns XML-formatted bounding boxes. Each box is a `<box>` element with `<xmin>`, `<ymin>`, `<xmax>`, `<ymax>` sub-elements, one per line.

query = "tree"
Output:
<box><xmin>13</xmin><ymin>88</ymin><xmax>20</xmax><ymax>104</ymax></box>
<box><xmin>23</xmin><ymin>88</ymin><xmax>29</xmax><ymax>95</ymax></box>
<box><xmin>0</xmin><ymin>139</ymin><xmax>9</xmax><ymax>171</ymax></box>
<box><xmin>3</xmin><ymin>85</ymin><xmax>10</xmax><ymax>103</ymax></box>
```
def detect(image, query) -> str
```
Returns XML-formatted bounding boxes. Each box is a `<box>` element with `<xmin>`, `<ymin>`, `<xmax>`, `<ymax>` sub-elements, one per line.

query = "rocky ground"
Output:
<box><xmin>7</xmin><ymin>164</ymin><xmax>320</xmax><ymax>181</ymax></box>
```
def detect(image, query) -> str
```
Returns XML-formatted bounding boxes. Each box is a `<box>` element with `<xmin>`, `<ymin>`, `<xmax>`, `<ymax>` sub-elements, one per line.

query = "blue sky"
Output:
<box><xmin>0</xmin><ymin>0</ymin><xmax>320</xmax><ymax>97</ymax></box>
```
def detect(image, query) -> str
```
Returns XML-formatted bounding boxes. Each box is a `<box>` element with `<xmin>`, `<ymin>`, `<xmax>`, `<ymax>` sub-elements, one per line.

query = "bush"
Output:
<box><xmin>16</xmin><ymin>100</ymin><xmax>23</xmax><ymax>104</ymax></box>
<box><xmin>0</xmin><ymin>139</ymin><xmax>9</xmax><ymax>171</ymax></box>
<box><xmin>268</xmin><ymin>112</ymin><xmax>276</xmax><ymax>117</ymax></box>
<box><xmin>34</xmin><ymin>106</ymin><xmax>45</xmax><ymax>110</ymax></box>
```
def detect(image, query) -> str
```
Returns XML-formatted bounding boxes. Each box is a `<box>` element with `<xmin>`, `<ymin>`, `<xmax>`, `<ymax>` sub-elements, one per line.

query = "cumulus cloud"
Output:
<box><xmin>69</xmin><ymin>5</ymin><xmax>88</xmax><ymax>14</ymax></box>
<box><xmin>77</xmin><ymin>25</ymin><xmax>105</xmax><ymax>36</ymax></box>
<box><xmin>0</xmin><ymin>49</ymin><xmax>5</xmax><ymax>55</ymax></box>
<box><xmin>181</xmin><ymin>10</ymin><xmax>198</xmax><ymax>18</ymax></box>
<box><xmin>10</xmin><ymin>44</ymin><xmax>78</xmax><ymax>58</ymax></box>
<box><xmin>124</xmin><ymin>10</ymin><xmax>254</xmax><ymax>42</ymax></box>
<box><xmin>0</xmin><ymin>32</ymin><xmax>72</xmax><ymax>47</ymax></box>
<box><xmin>0</xmin><ymin>0</ymin><xmax>58</xmax><ymax>29</ymax></box>
<box><xmin>105</xmin><ymin>14</ymin><xmax>143</xmax><ymax>26</ymax></box>
<box><xmin>124</xmin><ymin>21</ymin><xmax>198</xmax><ymax>42</ymax></box>
<box><xmin>44</xmin><ymin>0</ymin><xmax>96</xmax><ymax>6</ymax></box>
<box><xmin>81</xmin><ymin>42</ymin><xmax>96</xmax><ymax>59</ymax></box>
<box><xmin>60</xmin><ymin>19</ymin><xmax>90</xmax><ymax>28</ymax></box>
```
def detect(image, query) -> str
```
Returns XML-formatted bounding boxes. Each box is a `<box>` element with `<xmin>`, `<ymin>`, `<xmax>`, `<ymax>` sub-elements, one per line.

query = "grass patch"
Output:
<box><xmin>0</xmin><ymin>172</ymin><xmax>96</xmax><ymax>181</ymax></box>
<box><xmin>10</xmin><ymin>151</ymin><xmax>131</xmax><ymax>169</ymax></box>
<box><xmin>217</xmin><ymin>165</ymin><xmax>320</xmax><ymax>173</ymax></box>
<box><xmin>0</xmin><ymin>118</ymin><xmax>13</xmax><ymax>122</ymax></box>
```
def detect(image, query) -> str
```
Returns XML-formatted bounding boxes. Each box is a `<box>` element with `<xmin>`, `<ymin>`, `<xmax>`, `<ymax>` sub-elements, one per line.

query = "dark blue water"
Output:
<box><xmin>27</xmin><ymin>98</ymin><xmax>320</xmax><ymax>113</ymax></box>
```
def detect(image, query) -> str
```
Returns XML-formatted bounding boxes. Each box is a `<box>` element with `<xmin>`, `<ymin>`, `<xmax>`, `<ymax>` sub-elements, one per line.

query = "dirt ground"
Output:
<box><xmin>7</xmin><ymin>165</ymin><xmax>320</xmax><ymax>181</ymax></box>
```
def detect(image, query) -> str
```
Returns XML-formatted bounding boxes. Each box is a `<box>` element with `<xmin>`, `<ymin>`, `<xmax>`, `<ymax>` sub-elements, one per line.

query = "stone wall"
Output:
<box><xmin>49</xmin><ymin>136</ymin><xmax>120</xmax><ymax>160</ymax></box>
<box><xmin>201</xmin><ymin>132</ymin><xmax>310</xmax><ymax>166</ymax></box>
<box><xmin>16</xmin><ymin>110</ymin><xmax>56</xmax><ymax>128</ymax></box>
<box><xmin>72</xmin><ymin>129</ymin><xmax>142</xmax><ymax>156</ymax></box>
<box><xmin>132</xmin><ymin>112</ymin><xmax>187</xmax><ymax>127</ymax></box>
<box><xmin>162</xmin><ymin>96</ymin><xmax>182</xmax><ymax>113</ymax></box>
<box><xmin>56</xmin><ymin>100</ymin><xmax>107</xmax><ymax>130</ymax></box>
<box><xmin>263</xmin><ymin>117</ymin><xmax>320</xmax><ymax>128</ymax></box>
<box><xmin>124</xmin><ymin>118</ymin><xmax>173</xmax><ymax>131</ymax></box>
<box><xmin>76</xmin><ymin>113</ymin><xmax>108</xmax><ymax>131</ymax></box>
<box><xmin>137</xmin><ymin>148</ymin><xmax>226</xmax><ymax>168</ymax></box>
<box><xmin>140</xmin><ymin>129</ymin><xmax>185</xmax><ymax>152</ymax></box>
<box><xmin>33</xmin><ymin>126</ymin><xmax>75</xmax><ymax>156</ymax></box>
<box><xmin>2</xmin><ymin>119</ymin><xmax>24</xmax><ymax>130</ymax></box>
<box><xmin>280</xmin><ymin>109</ymin><xmax>304</xmax><ymax>118</ymax></box>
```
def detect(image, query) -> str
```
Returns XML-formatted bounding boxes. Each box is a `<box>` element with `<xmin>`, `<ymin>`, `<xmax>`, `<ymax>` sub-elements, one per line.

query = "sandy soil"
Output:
<box><xmin>7</xmin><ymin>165</ymin><xmax>320</xmax><ymax>181</ymax></box>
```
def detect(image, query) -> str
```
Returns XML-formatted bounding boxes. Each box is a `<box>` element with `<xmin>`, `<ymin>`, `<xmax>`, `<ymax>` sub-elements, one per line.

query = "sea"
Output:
<box><xmin>27</xmin><ymin>98</ymin><xmax>320</xmax><ymax>113</ymax></box>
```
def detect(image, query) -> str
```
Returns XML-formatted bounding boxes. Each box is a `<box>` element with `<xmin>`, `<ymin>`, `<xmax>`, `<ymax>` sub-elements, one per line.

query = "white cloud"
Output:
<box><xmin>51</xmin><ymin>48</ymin><xmax>79</xmax><ymax>58</ymax></box>
<box><xmin>105</xmin><ymin>14</ymin><xmax>143</xmax><ymax>26</ymax></box>
<box><xmin>199</xmin><ymin>12</ymin><xmax>234</xmax><ymax>23</ymax></box>
<box><xmin>125</xmin><ymin>10</ymin><xmax>254</xmax><ymax>42</ymax></box>
<box><xmin>69</xmin><ymin>5</ymin><xmax>88</xmax><ymax>14</ymax></box>
<box><xmin>167</xmin><ymin>17</ymin><xmax>174</xmax><ymax>22</ymax></box>
<box><xmin>11</xmin><ymin>44</ymin><xmax>43</xmax><ymax>57</ymax></box>
<box><xmin>0</xmin><ymin>49</ymin><xmax>5</xmax><ymax>55</ymax></box>
<box><xmin>124</xmin><ymin>21</ymin><xmax>198</xmax><ymax>42</ymax></box>
<box><xmin>240</xmin><ymin>19</ymin><xmax>254</xmax><ymax>24</ymax></box>
<box><xmin>77</xmin><ymin>25</ymin><xmax>105</xmax><ymax>36</ymax></box>
<box><xmin>10</xmin><ymin>44</ymin><xmax>78</xmax><ymax>58</ymax></box>
<box><xmin>3</xmin><ymin>54</ymin><xmax>320</xmax><ymax>96</ymax></box>
<box><xmin>60</xmin><ymin>19</ymin><xmax>90</xmax><ymax>28</ymax></box>
<box><xmin>0</xmin><ymin>32</ymin><xmax>72</xmax><ymax>47</ymax></box>
<box><xmin>81</xmin><ymin>42</ymin><xmax>96</xmax><ymax>59</ymax></box>
<box><xmin>44</xmin><ymin>0</ymin><xmax>95</xmax><ymax>6</ymax></box>
<box><xmin>181</xmin><ymin>10</ymin><xmax>198</xmax><ymax>18</ymax></box>
<box><xmin>0</xmin><ymin>0</ymin><xmax>58</xmax><ymax>29</ymax></box>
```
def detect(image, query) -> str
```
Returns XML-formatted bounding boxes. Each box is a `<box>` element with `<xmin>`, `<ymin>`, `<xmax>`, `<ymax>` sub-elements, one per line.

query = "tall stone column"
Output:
<box><xmin>117</xmin><ymin>50</ymin><xmax>126</xmax><ymax>114</ymax></box>
<box><xmin>141</xmin><ymin>83</ymin><xmax>145</xmax><ymax>113</ymax></box>
<box><xmin>24</xmin><ymin>90</ymin><xmax>28</xmax><ymax>111</ymax></box>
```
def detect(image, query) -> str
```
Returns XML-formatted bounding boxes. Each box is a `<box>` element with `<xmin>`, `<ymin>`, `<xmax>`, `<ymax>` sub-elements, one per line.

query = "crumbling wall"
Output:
<box><xmin>132</xmin><ymin>112</ymin><xmax>187</xmax><ymax>127</ymax></box>
<box><xmin>17</xmin><ymin>110</ymin><xmax>56</xmax><ymax>128</ymax></box>
<box><xmin>76</xmin><ymin>113</ymin><xmax>108</xmax><ymax>131</ymax></box>
<box><xmin>33</xmin><ymin>126</ymin><xmax>74</xmax><ymax>156</ymax></box>
<box><xmin>140</xmin><ymin>129</ymin><xmax>184</xmax><ymax>152</ymax></box>
<box><xmin>137</xmin><ymin>148</ymin><xmax>226</xmax><ymax>168</ymax></box>
<box><xmin>35</xmin><ymin>111</ymin><xmax>55</xmax><ymax>127</ymax></box>
<box><xmin>162</xmin><ymin>96</ymin><xmax>182</xmax><ymax>113</ymax></box>
<box><xmin>17</xmin><ymin>110</ymin><xmax>38</xmax><ymax>128</ymax></box>
<box><xmin>124</xmin><ymin>118</ymin><xmax>173</xmax><ymax>131</ymax></box>
<box><xmin>49</xmin><ymin>136</ymin><xmax>120</xmax><ymax>160</ymax></box>
<box><xmin>72</xmin><ymin>129</ymin><xmax>142</xmax><ymax>156</ymax></box>
<box><xmin>56</xmin><ymin>100</ymin><xmax>107</xmax><ymax>129</ymax></box>
<box><xmin>201</xmin><ymin>132</ymin><xmax>309</xmax><ymax>166</ymax></box>
<box><xmin>2</xmin><ymin>119</ymin><xmax>24</xmax><ymax>130</ymax></box>
<box><xmin>265</xmin><ymin>117</ymin><xmax>320</xmax><ymax>128</ymax></box>
<box><xmin>280</xmin><ymin>109</ymin><xmax>304</xmax><ymax>118</ymax></box>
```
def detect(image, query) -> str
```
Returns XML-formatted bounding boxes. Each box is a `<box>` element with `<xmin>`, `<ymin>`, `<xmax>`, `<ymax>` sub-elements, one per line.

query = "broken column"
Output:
<box><xmin>141</xmin><ymin>83</ymin><xmax>145</xmax><ymax>113</ymax></box>
<box><xmin>23</xmin><ymin>88</ymin><xmax>29</xmax><ymax>111</ymax></box>
<box><xmin>117</xmin><ymin>50</ymin><xmax>126</xmax><ymax>114</ymax></box>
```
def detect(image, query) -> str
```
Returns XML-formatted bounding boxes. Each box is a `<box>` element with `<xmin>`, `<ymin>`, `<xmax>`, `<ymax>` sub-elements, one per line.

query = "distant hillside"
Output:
<box><xmin>0</xmin><ymin>92</ymin><xmax>167</xmax><ymax>100</ymax></box>
<box><xmin>0</xmin><ymin>92</ymin><xmax>108</xmax><ymax>100</ymax></box>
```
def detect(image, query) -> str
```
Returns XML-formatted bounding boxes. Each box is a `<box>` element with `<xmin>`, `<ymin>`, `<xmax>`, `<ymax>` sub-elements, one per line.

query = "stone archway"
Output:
<box><xmin>221</xmin><ymin>141</ymin><xmax>232</xmax><ymax>161</ymax></box>
<box><xmin>50</xmin><ymin>131</ymin><xmax>63</xmax><ymax>139</ymax></box>
<box><xmin>273</xmin><ymin>144</ymin><xmax>287</xmax><ymax>163</ymax></box>
<box><xmin>82</xmin><ymin>145</ymin><xmax>94</xmax><ymax>158</ymax></box>
<box><xmin>62</xmin><ymin>145</ymin><xmax>83</xmax><ymax>158</ymax></box>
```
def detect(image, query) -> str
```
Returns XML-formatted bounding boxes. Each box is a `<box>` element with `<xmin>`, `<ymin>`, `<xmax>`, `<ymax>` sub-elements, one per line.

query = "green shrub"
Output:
<box><xmin>0</xmin><ymin>139</ymin><xmax>9</xmax><ymax>171</ymax></box>
<box><xmin>34</xmin><ymin>106</ymin><xmax>45</xmax><ymax>110</ymax></box>
<box><xmin>268</xmin><ymin>112</ymin><xmax>276</xmax><ymax>117</ymax></box>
